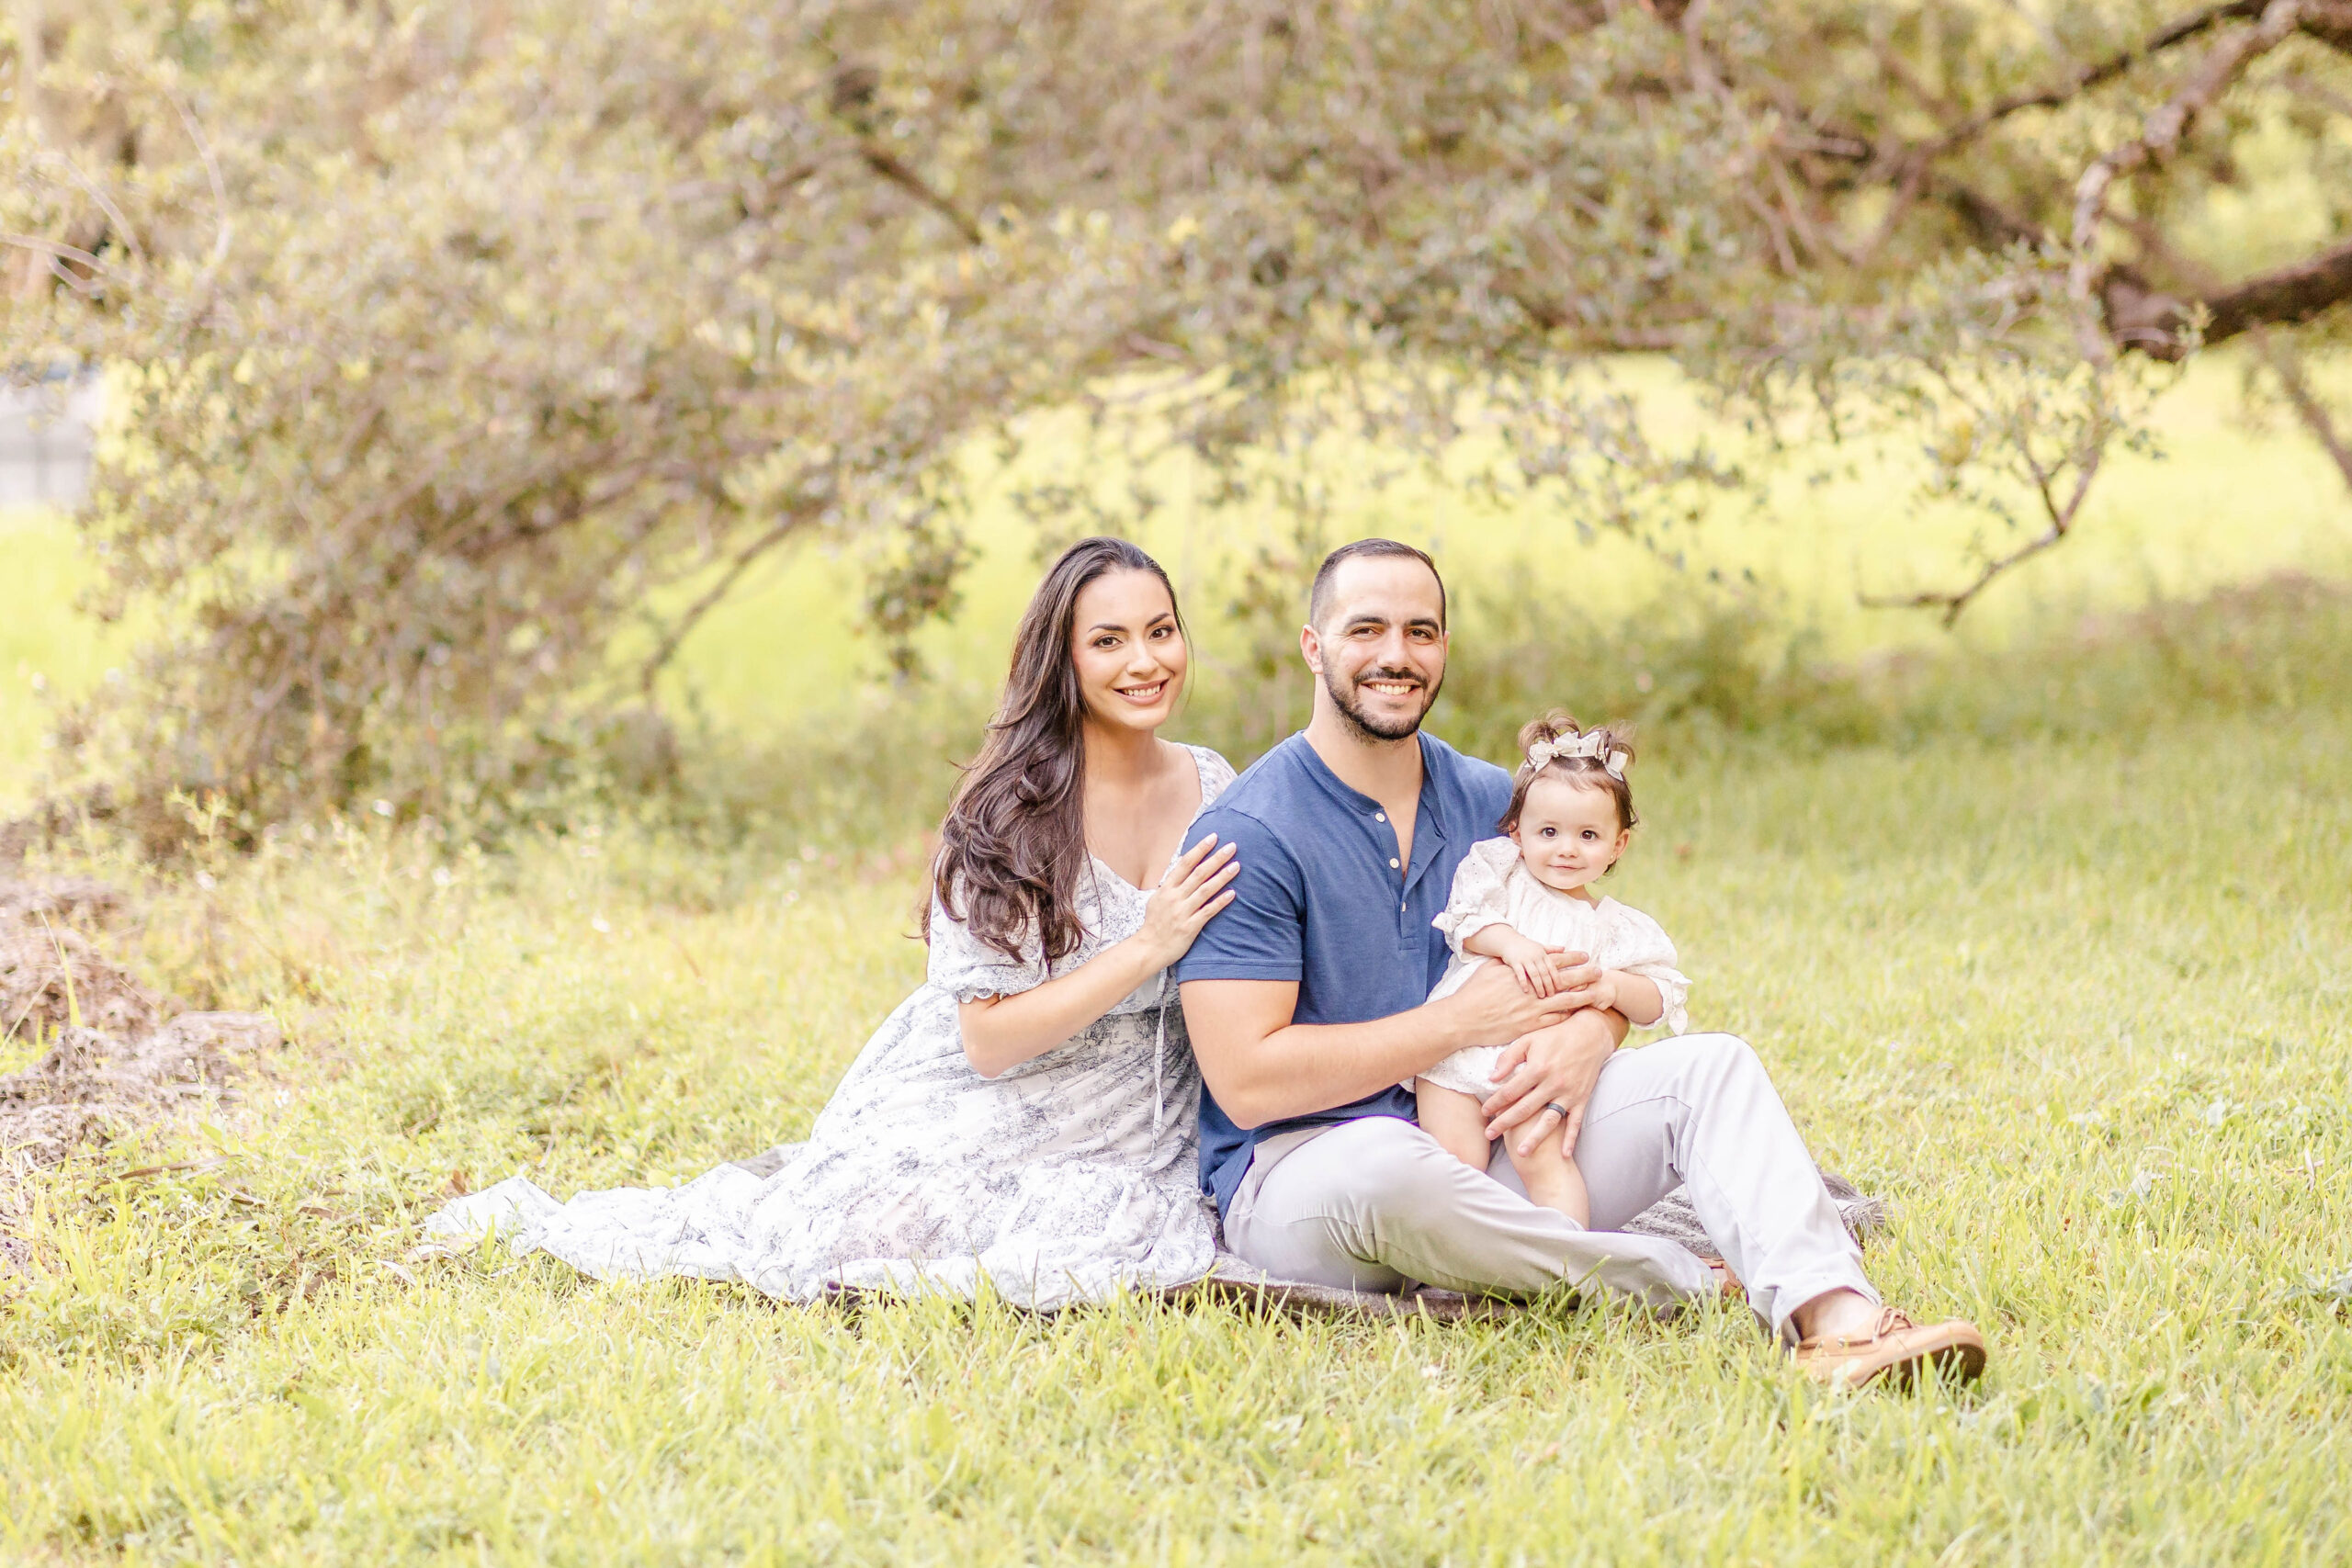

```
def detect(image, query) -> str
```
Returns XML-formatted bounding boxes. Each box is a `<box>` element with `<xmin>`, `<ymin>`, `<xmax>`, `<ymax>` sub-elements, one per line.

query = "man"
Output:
<box><xmin>1175</xmin><ymin>539</ymin><xmax>1984</xmax><ymax>1388</ymax></box>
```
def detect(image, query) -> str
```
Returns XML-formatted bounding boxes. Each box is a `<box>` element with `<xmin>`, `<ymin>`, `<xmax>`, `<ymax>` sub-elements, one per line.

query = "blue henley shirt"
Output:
<box><xmin>1173</xmin><ymin>729</ymin><xmax>1515</xmax><ymax>1214</ymax></box>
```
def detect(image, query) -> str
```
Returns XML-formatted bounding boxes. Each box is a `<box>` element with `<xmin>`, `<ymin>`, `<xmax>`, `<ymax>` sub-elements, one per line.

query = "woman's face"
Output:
<box><xmin>1069</xmin><ymin>569</ymin><xmax>1187</xmax><ymax>735</ymax></box>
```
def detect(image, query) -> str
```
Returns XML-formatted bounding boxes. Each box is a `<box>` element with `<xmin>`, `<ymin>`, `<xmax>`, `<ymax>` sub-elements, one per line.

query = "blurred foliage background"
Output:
<box><xmin>3</xmin><ymin>0</ymin><xmax>2350</xmax><ymax>845</ymax></box>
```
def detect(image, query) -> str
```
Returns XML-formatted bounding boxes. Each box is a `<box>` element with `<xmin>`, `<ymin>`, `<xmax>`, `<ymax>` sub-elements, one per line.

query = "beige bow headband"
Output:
<box><xmin>1525</xmin><ymin>729</ymin><xmax>1629</xmax><ymax>781</ymax></box>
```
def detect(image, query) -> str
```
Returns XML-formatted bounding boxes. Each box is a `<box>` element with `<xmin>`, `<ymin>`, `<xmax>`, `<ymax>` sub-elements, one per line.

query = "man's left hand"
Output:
<box><xmin>1479</xmin><ymin>1008</ymin><xmax>1627</xmax><ymax>1156</ymax></box>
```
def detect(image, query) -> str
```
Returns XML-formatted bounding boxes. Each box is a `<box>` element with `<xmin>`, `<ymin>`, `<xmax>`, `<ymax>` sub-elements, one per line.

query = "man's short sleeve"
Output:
<box><xmin>1172</xmin><ymin>807</ymin><xmax>1306</xmax><ymax>984</ymax></box>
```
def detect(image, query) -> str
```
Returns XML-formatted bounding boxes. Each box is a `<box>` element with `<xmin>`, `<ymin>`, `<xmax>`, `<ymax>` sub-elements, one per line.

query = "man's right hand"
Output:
<box><xmin>1441</xmin><ymin>952</ymin><xmax>1598</xmax><ymax>1050</ymax></box>
<box><xmin>1479</xmin><ymin>1008</ymin><xmax>1623</xmax><ymax>1154</ymax></box>
<box><xmin>1182</xmin><ymin>950</ymin><xmax>1605</xmax><ymax>1131</ymax></box>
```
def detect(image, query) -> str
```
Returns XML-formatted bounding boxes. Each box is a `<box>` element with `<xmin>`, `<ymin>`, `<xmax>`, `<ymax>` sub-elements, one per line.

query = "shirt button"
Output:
<box><xmin>1389</xmin><ymin>858</ymin><xmax>1400</xmax><ymax>869</ymax></box>
<box><xmin>1375</xmin><ymin>813</ymin><xmax>1386</xmax><ymax>822</ymax></box>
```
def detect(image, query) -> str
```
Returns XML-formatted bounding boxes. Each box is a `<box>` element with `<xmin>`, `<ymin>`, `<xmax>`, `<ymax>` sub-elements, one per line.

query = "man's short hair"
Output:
<box><xmin>1307</xmin><ymin>538</ymin><xmax>1447</xmax><ymax>631</ymax></box>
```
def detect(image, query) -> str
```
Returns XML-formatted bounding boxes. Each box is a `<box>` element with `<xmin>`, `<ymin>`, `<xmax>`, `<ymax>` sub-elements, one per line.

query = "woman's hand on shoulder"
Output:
<box><xmin>1129</xmin><ymin>833</ymin><xmax>1239</xmax><ymax>970</ymax></box>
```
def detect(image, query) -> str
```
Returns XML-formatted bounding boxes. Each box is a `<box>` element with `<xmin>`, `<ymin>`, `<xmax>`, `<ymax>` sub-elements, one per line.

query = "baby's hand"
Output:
<box><xmin>1495</xmin><ymin>932</ymin><xmax>1559</xmax><ymax>998</ymax></box>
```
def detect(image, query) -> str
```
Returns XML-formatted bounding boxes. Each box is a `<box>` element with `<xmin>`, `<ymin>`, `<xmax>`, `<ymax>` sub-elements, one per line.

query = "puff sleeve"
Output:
<box><xmin>1604</xmin><ymin>904</ymin><xmax>1691</xmax><ymax>1038</ymax></box>
<box><xmin>1430</xmin><ymin>838</ymin><xmax>1523</xmax><ymax>955</ymax></box>
<box><xmin>924</xmin><ymin>892</ymin><xmax>1047</xmax><ymax>1004</ymax></box>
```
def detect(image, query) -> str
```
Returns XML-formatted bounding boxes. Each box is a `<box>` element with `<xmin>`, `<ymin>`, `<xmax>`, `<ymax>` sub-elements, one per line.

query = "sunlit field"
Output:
<box><xmin>3</xmin><ymin>355</ymin><xmax>2350</xmax><ymax>1563</ymax></box>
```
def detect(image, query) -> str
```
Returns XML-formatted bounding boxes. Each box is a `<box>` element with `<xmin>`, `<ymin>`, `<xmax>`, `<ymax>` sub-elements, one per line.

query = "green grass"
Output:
<box><xmin>0</xmin><ymin>505</ymin><xmax>132</xmax><ymax>796</ymax></box>
<box><xmin>2</xmin><ymin>704</ymin><xmax>2347</xmax><ymax>1563</ymax></box>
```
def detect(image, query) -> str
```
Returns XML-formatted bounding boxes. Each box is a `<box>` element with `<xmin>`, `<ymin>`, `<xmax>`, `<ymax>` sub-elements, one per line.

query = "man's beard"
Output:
<box><xmin>1323</xmin><ymin>662</ymin><xmax>1441</xmax><ymax>742</ymax></box>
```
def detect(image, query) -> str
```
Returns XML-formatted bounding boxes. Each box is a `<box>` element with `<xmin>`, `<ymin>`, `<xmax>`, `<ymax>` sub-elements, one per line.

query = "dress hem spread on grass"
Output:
<box><xmin>424</xmin><ymin>746</ymin><xmax>1238</xmax><ymax>1312</ymax></box>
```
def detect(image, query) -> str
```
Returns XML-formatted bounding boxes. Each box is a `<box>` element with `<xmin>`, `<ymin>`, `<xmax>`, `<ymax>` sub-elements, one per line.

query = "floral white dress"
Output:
<box><xmin>426</xmin><ymin>744</ymin><xmax>1237</xmax><ymax>1311</ymax></box>
<box><xmin>1414</xmin><ymin>837</ymin><xmax>1693</xmax><ymax>1100</ymax></box>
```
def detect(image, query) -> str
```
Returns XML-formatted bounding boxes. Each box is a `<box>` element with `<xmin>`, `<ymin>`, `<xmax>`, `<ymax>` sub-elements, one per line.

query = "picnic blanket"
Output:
<box><xmin>729</xmin><ymin>1144</ymin><xmax>1883</xmax><ymax>1322</ymax></box>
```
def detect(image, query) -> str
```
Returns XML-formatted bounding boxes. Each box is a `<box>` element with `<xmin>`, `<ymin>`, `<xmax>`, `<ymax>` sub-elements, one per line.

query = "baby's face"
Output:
<box><xmin>1511</xmin><ymin>776</ymin><xmax>1631</xmax><ymax>896</ymax></box>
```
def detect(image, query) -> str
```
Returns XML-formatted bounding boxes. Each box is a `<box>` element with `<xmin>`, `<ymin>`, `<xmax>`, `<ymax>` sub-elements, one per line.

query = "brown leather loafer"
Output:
<box><xmin>1793</xmin><ymin>1309</ymin><xmax>1986</xmax><ymax>1390</ymax></box>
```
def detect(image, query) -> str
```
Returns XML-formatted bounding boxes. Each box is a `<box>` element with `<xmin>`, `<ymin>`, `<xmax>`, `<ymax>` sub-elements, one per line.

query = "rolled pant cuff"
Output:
<box><xmin>1758</xmin><ymin>1269</ymin><xmax>1881</xmax><ymax>1346</ymax></box>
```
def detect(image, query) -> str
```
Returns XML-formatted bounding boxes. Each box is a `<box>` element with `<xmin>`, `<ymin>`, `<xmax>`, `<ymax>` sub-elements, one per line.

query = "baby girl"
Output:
<box><xmin>1413</xmin><ymin>710</ymin><xmax>1690</xmax><ymax>1227</ymax></box>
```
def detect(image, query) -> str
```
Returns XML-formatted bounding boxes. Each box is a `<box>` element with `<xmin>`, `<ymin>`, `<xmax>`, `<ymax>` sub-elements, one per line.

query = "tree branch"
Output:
<box><xmin>164</xmin><ymin>86</ymin><xmax>233</xmax><ymax>276</ymax></box>
<box><xmin>0</xmin><ymin>233</ymin><xmax>107</xmax><ymax>271</ymax></box>
<box><xmin>2069</xmin><ymin>0</ymin><xmax>2304</xmax><ymax>359</ymax></box>
<box><xmin>1868</xmin><ymin>8</ymin><xmax>2317</xmax><ymax>622</ymax></box>
<box><xmin>34</xmin><ymin>151</ymin><xmax>142</xmax><ymax>260</ymax></box>
<box><xmin>1860</xmin><ymin>446</ymin><xmax>2107</xmax><ymax>626</ymax></box>
<box><xmin>0</xmin><ymin>232</ymin><xmax>108</xmax><ymax>295</ymax></box>
<box><xmin>856</xmin><ymin>144</ymin><xmax>984</xmax><ymax>247</ymax></box>
<box><xmin>2099</xmin><ymin>233</ymin><xmax>2352</xmax><ymax>357</ymax></box>
<box><xmin>2252</xmin><ymin>328</ymin><xmax>2352</xmax><ymax>491</ymax></box>
<box><xmin>2204</xmin><ymin>234</ymin><xmax>2352</xmax><ymax>339</ymax></box>
<box><xmin>1787</xmin><ymin>2</ymin><xmax>2274</xmax><ymax>178</ymax></box>
<box><xmin>635</xmin><ymin>507</ymin><xmax>820</xmax><ymax>696</ymax></box>
<box><xmin>821</xmin><ymin>61</ymin><xmax>984</xmax><ymax>245</ymax></box>
<box><xmin>1928</xmin><ymin>1</ymin><xmax>2270</xmax><ymax>152</ymax></box>
<box><xmin>1931</xmin><ymin>178</ymin><xmax>2048</xmax><ymax>248</ymax></box>
<box><xmin>2298</xmin><ymin>0</ymin><xmax>2352</xmax><ymax>49</ymax></box>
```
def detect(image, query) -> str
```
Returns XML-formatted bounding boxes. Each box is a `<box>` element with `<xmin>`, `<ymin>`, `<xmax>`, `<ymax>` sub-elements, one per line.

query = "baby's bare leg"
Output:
<box><xmin>1414</xmin><ymin>1083</ymin><xmax>1493</xmax><ymax>1169</ymax></box>
<box><xmin>1506</xmin><ymin>1135</ymin><xmax>1591</xmax><ymax>1228</ymax></box>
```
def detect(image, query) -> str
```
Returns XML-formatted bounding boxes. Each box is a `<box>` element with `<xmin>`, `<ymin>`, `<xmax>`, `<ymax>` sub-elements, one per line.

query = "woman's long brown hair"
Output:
<box><xmin>926</xmin><ymin>537</ymin><xmax>1186</xmax><ymax>965</ymax></box>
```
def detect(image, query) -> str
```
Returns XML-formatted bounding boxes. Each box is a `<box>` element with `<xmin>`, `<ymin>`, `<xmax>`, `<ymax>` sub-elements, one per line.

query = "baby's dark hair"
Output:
<box><xmin>1498</xmin><ymin>709</ymin><xmax>1639</xmax><ymax>843</ymax></box>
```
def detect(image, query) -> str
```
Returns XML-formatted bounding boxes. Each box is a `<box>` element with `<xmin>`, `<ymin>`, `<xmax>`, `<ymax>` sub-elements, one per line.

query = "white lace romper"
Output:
<box><xmin>1413</xmin><ymin>837</ymin><xmax>1692</xmax><ymax>1100</ymax></box>
<box><xmin>427</xmin><ymin>743</ymin><xmax>1237</xmax><ymax>1311</ymax></box>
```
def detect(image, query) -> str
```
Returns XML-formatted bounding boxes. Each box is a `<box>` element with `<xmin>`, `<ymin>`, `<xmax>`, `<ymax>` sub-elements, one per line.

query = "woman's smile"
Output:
<box><xmin>1070</xmin><ymin>569</ymin><xmax>1191</xmax><ymax>732</ymax></box>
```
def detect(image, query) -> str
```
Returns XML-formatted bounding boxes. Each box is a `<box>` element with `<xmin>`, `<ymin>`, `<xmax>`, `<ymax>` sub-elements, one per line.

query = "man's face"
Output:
<box><xmin>1301</xmin><ymin>555</ymin><xmax>1448</xmax><ymax>741</ymax></box>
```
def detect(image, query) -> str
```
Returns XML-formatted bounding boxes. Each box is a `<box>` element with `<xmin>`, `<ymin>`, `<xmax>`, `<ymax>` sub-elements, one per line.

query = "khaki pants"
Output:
<box><xmin>1222</xmin><ymin>1032</ymin><xmax>1876</xmax><ymax>1340</ymax></box>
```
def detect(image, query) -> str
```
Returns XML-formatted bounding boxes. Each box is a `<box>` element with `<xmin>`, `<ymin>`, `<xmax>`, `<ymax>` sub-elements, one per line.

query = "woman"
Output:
<box><xmin>429</xmin><ymin>538</ymin><xmax>1242</xmax><ymax>1308</ymax></box>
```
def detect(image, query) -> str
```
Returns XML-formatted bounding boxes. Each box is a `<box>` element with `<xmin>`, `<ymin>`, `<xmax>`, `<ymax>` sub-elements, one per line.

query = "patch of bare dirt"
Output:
<box><xmin>1</xmin><ymin>908</ymin><xmax>167</xmax><ymax>1043</ymax></box>
<box><xmin>0</xmin><ymin>1013</ymin><xmax>281</xmax><ymax>1164</ymax></box>
<box><xmin>0</xmin><ymin>876</ymin><xmax>131</xmax><ymax>928</ymax></box>
<box><xmin>0</xmin><ymin>877</ymin><xmax>279</xmax><ymax>1169</ymax></box>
